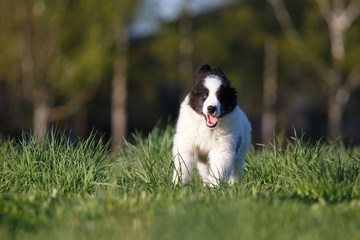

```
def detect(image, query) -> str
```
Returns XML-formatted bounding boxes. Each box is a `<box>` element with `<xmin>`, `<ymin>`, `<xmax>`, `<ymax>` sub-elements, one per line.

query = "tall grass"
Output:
<box><xmin>1</xmin><ymin>126</ymin><xmax>360</xmax><ymax>239</ymax></box>
<box><xmin>0</xmin><ymin>131</ymin><xmax>110</xmax><ymax>195</ymax></box>
<box><xmin>243</xmin><ymin>135</ymin><xmax>360</xmax><ymax>202</ymax></box>
<box><xmin>113</xmin><ymin>125</ymin><xmax>175</xmax><ymax>192</ymax></box>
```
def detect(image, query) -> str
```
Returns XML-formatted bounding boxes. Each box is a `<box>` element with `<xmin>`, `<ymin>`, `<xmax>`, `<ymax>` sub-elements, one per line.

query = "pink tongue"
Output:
<box><xmin>206</xmin><ymin>115</ymin><xmax>219</xmax><ymax>126</ymax></box>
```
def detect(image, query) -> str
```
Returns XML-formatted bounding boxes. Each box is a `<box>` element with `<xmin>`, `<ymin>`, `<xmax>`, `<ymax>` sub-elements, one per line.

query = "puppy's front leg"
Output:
<box><xmin>172</xmin><ymin>148</ymin><xmax>194</xmax><ymax>185</ymax></box>
<box><xmin>207</xmin><ymin>150</ymin><xmax>234</xmax><ymax>187</ymax></box>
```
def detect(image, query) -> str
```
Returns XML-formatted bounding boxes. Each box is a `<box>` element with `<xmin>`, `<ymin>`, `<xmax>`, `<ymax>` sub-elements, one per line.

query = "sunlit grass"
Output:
<box><xmin>0</xmin><ymin>131</ymin><xmax>110</xmax><ymax>194</ymax></box>
<box><xmin>1</xmin><ymin>126</ymin><xmax>360</xmax><ymax>239</ymax></box>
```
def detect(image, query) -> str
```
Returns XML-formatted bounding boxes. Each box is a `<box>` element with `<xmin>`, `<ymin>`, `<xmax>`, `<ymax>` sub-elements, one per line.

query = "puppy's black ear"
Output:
<box><xmin>211</xmin><ymin>67</ymin><xmax>226</xmax><ymax>77</ymax></box>
<box><xmin>195</xmin><ymin>64</ymin><xmax>211</xmax><ymax>83</ymax></box>
<box><xmin>198</xmin><ymin>64</ymin><xmax>211</xmax><ymax>72</ymax></box>
<box><xmin>212</xmin><ymin>67</ymin><xmax>231</xmax><ymax>86</ymax></box>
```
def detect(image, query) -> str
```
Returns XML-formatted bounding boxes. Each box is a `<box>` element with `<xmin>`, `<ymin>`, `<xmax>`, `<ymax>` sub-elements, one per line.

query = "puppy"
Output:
<box><xmin>172</xmin><ymin>64</ymin><xmax>251</xmax><ymax>187</ymax></box>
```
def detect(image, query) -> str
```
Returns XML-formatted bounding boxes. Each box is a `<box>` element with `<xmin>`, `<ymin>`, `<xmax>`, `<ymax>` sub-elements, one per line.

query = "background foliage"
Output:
<box><xmin>1</xmin><ymin>0</ymin><xmax>360</xmax><ymax>144</ymax></box>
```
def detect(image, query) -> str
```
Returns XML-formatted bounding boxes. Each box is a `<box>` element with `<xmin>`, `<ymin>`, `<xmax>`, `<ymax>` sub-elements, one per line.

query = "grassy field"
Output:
<box><xmin>1</xmin><ymin>126</ymin><xmax>360</xmax><ymax>240</ymax></box>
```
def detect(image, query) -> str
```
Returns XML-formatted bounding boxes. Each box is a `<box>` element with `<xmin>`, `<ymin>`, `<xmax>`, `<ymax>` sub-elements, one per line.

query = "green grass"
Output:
<box><xmin>1</xmin><ymin>126</ymin><xmax>360</xmax><ymax>239</ymax></box>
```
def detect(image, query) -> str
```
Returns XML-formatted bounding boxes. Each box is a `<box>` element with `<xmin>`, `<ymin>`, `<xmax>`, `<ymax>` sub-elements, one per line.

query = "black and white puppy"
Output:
<box><xmin>172</xmin><ymin>64</ymin><xmax>251</xmax><ymax>187</ymax></box>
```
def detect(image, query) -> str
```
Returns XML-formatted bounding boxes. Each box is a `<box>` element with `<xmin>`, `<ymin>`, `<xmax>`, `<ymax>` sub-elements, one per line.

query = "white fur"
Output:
<box><xmin>202</xmin><ymin>76</ymin><xmax>222</xmax><ymax>116</ymax></box>
<box><xmin>172</xmin><ymin>94</ymin><xmax>252</xmax><ymax>187</ymax></box>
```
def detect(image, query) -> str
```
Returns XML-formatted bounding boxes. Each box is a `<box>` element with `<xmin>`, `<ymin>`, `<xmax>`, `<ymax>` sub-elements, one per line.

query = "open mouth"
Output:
<box><xmin>205</xmin><ymin>114</ymin><xmax>220</xmax><ymax>128</ymax></box>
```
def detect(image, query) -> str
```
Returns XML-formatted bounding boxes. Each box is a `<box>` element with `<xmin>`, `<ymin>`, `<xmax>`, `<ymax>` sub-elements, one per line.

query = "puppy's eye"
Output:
<box><xmin>202</xmin><ymin>94</ymin><xmax>208</xmax><ymax>101</ymax></box>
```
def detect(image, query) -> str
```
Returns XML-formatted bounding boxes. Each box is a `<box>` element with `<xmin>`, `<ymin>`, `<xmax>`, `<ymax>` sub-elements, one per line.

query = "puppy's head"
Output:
<box><xmin>189</xmin><ymin>64</ymin><xmax>237</xmax><ymax>128</ymax></box>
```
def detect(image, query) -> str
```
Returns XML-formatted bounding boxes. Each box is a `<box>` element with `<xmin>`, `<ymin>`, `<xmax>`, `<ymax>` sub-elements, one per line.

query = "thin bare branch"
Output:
<box><xmin>317</xmin><ymin>0</ymin><xmax>331</xmax><ymax>23</ymax></box>
<box><xmin>341</xmin><ymin>0</ymin><xmax>359</xmax><ymax>30</ymax></box>
<box><xmin>48</xmin><ymin>86</ymin><xmax>97</xmax><ymax>122</ymax></box>
<box><xmin>317</xmin><ymin>0</ymin><xmax>359</xmax><ymax>62</ymax></box>
<box><xmin>268</xmin><ymin>0</ymin><xmax>331</xmax><ymax>81</ymax></box>
<box><xmin>347</xmin><ymin>66</ymin><xmax>360</xmax><ymax>89</ymax></box>
<box><xmin>316</xmin><ymin>0</ymin><xmax>359</xmax><ymax>28</ymax></box>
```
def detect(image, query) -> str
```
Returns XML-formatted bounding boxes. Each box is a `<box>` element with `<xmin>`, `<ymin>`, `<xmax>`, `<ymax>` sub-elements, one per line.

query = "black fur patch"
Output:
<box><xmin>217</xmin><ymin>84</ymin><xmax>237</xmax><ymax>117</ymax></box>
<box><xmin>188</xmin><ymin>64</ymin><xmax>238</xmax><ymax>117</ymax></box>
<box><xmin>188</xmin><ymin>80</ymin><xmax>209</xmax><ymax>116</ymax></box>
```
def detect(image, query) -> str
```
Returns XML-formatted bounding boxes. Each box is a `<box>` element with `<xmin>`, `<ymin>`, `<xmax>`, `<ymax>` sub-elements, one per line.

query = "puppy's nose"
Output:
<box><xmin>207</xmin><ymin>106</ymin><xmax>216</xmax><ymax>114</ymax></box>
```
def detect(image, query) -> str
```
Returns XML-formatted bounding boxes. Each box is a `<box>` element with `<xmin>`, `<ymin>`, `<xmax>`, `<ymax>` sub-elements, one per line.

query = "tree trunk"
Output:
<box><xmin>269</xmin><ymin>0</ymin><xmax>360</xmax><ymax>140</ymax></box>
<box><xmin>33</xmin><ymin>97</ymin><xmax>50</xmax><ymax>141</ymax></box>
<box><xmin>178</xmin><ymin>14</ymin><xmax>193</xmax><ymax>99</ymax></box>
<box><xmin>327</xmin><ymin>86</ymin><xmax>350</xmax><ymax>139</ymax></box>
<box><xmin>111</xmin><ymin>28</ymin><xmax>128</xmax><ymax>151</ymax></box>
<box><xmin>262</xmin><ymin>38</ymin><xmax>278</xmax><ymax>144</ymax></box>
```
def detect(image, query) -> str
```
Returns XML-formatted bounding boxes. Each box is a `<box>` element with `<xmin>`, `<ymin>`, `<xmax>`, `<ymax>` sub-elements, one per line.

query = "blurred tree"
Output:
<box><xmin>178</xmin><ymin>1</ymin><xmax>194</xmax><ymax>100</ymax></box>
<box><xmin>105</xmin><ymin>0</ymin><xmax>137</xmax><ymax>151</ymax></box>
<box><xmin>268</xmin><ymin>0</ymin><xmax>360</xmax><ymax>139</ymax></box>
<box><xmin>0</xmin><ymin>0</ymin><xmax>109</xmax><ymax>140</ymax></box>
<box><xmin>262</xmin><ymin>38</ymin><xmax>278</xmax><ymax>144</ymax></box>
<box><xmin>0</xmin><ymin>0</ymin><xmax>137</xmax><ymax>146</ymax></box>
